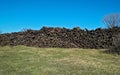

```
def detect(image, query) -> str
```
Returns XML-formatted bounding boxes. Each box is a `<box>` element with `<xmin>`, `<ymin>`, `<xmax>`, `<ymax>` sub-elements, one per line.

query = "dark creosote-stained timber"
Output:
<box><xmin>0</xmin><ymin>27</ymin><xmax>120</xmax><ymax>49</ymax></box>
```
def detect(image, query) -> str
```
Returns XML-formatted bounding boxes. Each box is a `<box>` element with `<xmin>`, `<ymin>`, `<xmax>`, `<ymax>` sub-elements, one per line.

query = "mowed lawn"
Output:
<box><xmin>0</xmin><ymin>46</ymin><xmax>120</xmax><ymax>75</ymax></box>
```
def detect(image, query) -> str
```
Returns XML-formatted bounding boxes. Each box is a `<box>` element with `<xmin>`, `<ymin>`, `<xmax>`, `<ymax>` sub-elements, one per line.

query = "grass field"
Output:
<box><xmin>0</xmin><ymin>46</ymin><xmax>120</xmax><ymax>75</ymax></box>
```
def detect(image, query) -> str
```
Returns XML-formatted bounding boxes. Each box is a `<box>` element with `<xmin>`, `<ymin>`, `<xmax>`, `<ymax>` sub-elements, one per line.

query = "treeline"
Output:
<box><xmin>0</xmin><ymin>27</ymin><xmax>120</xmax><ymax>49</ymax></box>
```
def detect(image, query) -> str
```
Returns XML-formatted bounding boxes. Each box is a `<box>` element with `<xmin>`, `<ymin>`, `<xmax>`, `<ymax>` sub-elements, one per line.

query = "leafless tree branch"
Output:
<box><xmin>103</xmin><ymin>14</ymin><xmax>120</xmax><ymax>28</ymax></box>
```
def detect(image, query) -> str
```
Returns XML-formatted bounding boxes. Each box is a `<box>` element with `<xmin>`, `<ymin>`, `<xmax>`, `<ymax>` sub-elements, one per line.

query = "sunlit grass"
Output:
<box><xmin>0</xmin><ymin>46</ymin><xmax>120</xmax><ymax>75</ymax></box>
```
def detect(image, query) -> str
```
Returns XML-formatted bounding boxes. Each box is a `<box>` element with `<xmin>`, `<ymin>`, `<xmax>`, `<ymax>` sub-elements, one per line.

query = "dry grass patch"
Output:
<box><xmin>0</xmin><ymin>46</ymin><xmax>120</xmax><ymax>75</ymax></box>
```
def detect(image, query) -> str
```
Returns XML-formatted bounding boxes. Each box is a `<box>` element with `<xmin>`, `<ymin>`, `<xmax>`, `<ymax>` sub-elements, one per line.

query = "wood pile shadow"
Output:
<box><xmin>0</xmin><ymin>27</ymin><xmax>120</xmax><ymax>49</ymax></box>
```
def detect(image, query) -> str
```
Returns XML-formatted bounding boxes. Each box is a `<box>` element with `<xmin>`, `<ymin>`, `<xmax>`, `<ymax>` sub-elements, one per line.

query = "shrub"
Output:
<box><xmin>109</xmin><ymin>33</ymin><xmax>120</xmax><ymax>54</ymax></box>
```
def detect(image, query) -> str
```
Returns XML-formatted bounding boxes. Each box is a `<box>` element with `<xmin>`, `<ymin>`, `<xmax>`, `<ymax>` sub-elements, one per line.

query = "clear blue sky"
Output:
<box><xmin>0</xmin><ymin>0</ymin><xmax>120</xmax><ymax>33</ymax></box>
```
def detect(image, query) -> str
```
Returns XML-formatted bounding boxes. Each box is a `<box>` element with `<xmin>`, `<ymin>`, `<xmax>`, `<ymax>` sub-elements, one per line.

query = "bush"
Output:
<box><xmin>109</xmin><ymin>33</ymin><xmax>120</xmax><ymax>54</ymax></box>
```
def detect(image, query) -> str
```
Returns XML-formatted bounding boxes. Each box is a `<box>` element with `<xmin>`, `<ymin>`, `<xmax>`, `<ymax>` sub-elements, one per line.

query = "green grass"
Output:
<box><xmin>0</xmin><ymin>46</ymin><xmax>120</xmax><ymax>75</ymax></box>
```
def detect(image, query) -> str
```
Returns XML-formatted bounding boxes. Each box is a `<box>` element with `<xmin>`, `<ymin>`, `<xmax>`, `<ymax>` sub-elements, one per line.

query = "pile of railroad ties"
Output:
<box><xmin>0</xmin><ymin>27</ymin><xmax>120</xmax><ymax>49</ymax></box>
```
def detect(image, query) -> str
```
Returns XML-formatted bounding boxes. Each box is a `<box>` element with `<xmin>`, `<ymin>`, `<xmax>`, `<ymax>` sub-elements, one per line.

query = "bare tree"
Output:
<box><xmin>103</xmin><ymin>14</ymin><xmax>120</xmax><ymax>28</ymax></box>
<box><xmin>103</xmin><ymin>14</ymin><xmax>120</xmax><ymax>54</ymax></box>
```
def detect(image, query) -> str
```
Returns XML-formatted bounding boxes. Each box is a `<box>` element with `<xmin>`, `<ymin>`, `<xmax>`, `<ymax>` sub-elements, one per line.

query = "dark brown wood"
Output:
<box><xmin>0</xmin><ymin>27</ymin><xmax>120</xmax><ymax>49</ymax></box>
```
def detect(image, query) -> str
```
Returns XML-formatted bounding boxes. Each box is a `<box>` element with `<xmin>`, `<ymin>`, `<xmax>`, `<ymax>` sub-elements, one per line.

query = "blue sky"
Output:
<box><xmin>0</xmin><ymin>0</ymin><xmax>120</xmax><ymax>33</ymax></box>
